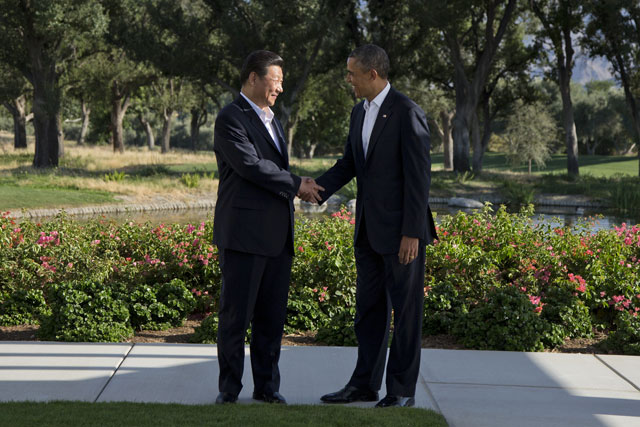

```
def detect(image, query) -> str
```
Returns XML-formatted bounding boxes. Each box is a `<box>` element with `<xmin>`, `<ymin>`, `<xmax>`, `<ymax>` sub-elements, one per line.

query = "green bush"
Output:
<box><xmin>190</xmin><ymin>314</ymin><xmax>251</xmax><ymax>344</ymax></box>
<box><xmin>0</xmin><ymin>288</ymin><xmax>50</xmax><ymax>326</ymax></box>
<box><xmin>452</xmin><ymin>285</ymin><xmax>546</xmax><ymax>351</ymax></box>
<box><xmin>38</xmin><ymin>280</ymin><xmax>133</xmax><ymax>342</ymax></box>
<box><xmin>603</xmin><ymin>310</ymin><xmax>640</xmax><ymax>355</ymax></box>
<box><xmin>316</xmin><ymin>308</ymin><xmax>357</xmax><ymax>346</ymax></box>
<box><xmin>190</xmin><ymin>314</ymin><xmax>219</xmax><ymax>344</ymax></box>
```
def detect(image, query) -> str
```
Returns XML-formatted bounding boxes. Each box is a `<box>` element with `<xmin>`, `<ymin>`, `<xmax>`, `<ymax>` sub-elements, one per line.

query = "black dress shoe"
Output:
<box><xmin>253</xmin><ymin>391</ymin><xmax>287</xmax><ymax>404</ymax></box>
<box><xmin>215</xmin><ymin>392</ymin><xmax>238</xmax><ymax>404</ymax></box>
<box><xmin>375</xmin><ymin>395</ymin><xmax>415</xmax><ymax>408</ymax></box>
<box><xmin>320</xmin><ymin>385</ymin><xmax>379</xmax><ymax>403</ymax></box>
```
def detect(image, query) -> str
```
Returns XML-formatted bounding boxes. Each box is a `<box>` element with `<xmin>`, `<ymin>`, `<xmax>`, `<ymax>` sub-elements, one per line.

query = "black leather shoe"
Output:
<box><xmin>253</xmin><ymin>391</ymin><xmax>287</xmax><ymax>404</ymax></box>
<box><xmin>320</xmin><ymin>385</ymin><xmax>379</xmax><ymax>403</ymax></box>
<box><xmin>215</xmin><ymin>392</ymin><xmax>237</xmax><ymax>404</ymax></box>
<box><xmin>375</xmin><ymin>395</ymin><xmax>415</xmax><ymax>408</ymax></box>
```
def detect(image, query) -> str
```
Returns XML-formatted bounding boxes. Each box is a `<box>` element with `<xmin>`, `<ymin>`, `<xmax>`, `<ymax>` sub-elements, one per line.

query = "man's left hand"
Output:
<box><xmin>398</xmin><ymin>236</ymin><xmax>419</xmax><ymax>265</ymax></box>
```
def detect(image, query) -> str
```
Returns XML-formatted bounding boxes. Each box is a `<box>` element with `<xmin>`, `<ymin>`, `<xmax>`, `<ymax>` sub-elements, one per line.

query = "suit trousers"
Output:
<box><xmin>217</xmin><ymin>246</ymin><xmax>292</xmax><ymax>396</ymax></box>
<box><xmin>347</xmin><ymin>221</ymin><xmax>425</xmax><ymax>397</ymax></box>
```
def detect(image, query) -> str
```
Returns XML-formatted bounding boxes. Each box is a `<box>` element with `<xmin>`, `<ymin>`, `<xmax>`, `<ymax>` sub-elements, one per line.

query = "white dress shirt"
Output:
<box><xmin>362</xmin><ymin>82</ymin><xmax>391</xmax><ymax>159</ymax></box>
<box><xmin>241</xmin><ymin>92</ymin><xmax>283</xmax><ymax>154</ymax></box>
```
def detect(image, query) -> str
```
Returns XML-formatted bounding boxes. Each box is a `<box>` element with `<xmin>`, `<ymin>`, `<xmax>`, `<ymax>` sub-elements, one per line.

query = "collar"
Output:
<box><xmin>240</xmin><ymin>92</ymin><xmax>274</xmax><ymax>123</ymax></box>
<box><xmin>364</xmin><ymin>82</ymin><xmax>391</xmax><ymax>111</ymax></box>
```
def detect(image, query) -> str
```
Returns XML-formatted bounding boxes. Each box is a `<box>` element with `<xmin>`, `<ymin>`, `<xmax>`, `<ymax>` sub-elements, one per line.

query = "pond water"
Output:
<box><xmin>26</xmin><ymin>203</ymin><xmax>639</xmax><ymax>232</ymax></box>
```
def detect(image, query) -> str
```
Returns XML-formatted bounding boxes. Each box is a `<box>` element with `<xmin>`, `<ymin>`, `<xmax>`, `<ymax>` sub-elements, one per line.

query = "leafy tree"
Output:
<box><xmin>529</xmin><ymin>0</ymin><xmax>584</xmax><ymax>176</ymax></box>
<box><xmin>585</xmin><ymin>0</ymin><xmax>640</xmax><ymax>175</ymax></box>
<box><xmin>573</xmin><ymin>81</ymin><xmax>630</xmax><ymax>155</ymax></box>
<box><xmin>116</xmin><ymin>0</ymin><xmax>354</xmax><ymax>157</ymax></box>
<box><xmin>472</xmin><ymin>15</ymin><xmax>539</xmax><ymax>173</ymax></box>
<box><xmin>0</xmin><ymin>0</ymin><xmax>107</xmax><ymax>167</ymax></box>
<box><xmin>505</xmin><ymin>101</ymin><xmax>557</xmax><ymax>173</ymax></box>
<box><xmin>414</xmin><ymin>0</ymin><xmax>519</xmax><ymax>173</ymax></box>
<box><xmin>294</xmin><ymin>70</ymin><xmax>352</xmax><ymax>158</ymax></box>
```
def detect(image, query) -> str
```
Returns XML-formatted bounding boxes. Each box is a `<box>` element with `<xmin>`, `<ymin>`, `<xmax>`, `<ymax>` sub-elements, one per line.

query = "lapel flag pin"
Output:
<box><xmin>382</xmin><ymin>114</ymin><xmax>387</xmax><ymax>118</ymax></box>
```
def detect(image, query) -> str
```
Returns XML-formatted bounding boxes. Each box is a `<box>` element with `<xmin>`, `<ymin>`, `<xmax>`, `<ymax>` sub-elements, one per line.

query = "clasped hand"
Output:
<box><xmin>297</xmin><ymin>177</ymin><xmax>325</xmax><ymax>204</ymax></box>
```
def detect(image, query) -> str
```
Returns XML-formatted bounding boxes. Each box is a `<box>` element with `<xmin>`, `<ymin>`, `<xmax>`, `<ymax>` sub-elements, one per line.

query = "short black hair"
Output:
<box><xmin>348</xmin><ymin>44</ymin><xmax>390</xmax><ymax>79</ymax></box>
<box><xmin>240</xmin><ymin>50</ymin><xmax>284</xmax><ymax>85</ymax></box>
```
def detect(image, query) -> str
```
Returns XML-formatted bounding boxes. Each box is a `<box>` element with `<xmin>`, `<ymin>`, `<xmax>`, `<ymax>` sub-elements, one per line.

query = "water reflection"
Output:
<box><xmin>23</xmin><ymin>203</ymin><xmax>639</xmax><ymax>231</ymax></box>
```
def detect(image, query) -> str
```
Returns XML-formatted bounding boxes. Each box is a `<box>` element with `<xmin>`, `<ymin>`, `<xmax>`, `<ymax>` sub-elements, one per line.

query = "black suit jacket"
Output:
<box><xmin>213</xmin><ymin>96</ymin><xmax>301</xmax><ymax>257</ymax></box>
<box><xmin>316</xmin><ymin>87</ymin><xmax>437</xmax><ymax>254</ymax></box>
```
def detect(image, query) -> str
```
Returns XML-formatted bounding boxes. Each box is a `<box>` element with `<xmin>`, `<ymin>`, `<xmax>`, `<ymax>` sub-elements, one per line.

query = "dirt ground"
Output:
<box><xmin>0</xmin><ymin>320</ymin><xmax>610</xmax><ymax>354</ymax></box>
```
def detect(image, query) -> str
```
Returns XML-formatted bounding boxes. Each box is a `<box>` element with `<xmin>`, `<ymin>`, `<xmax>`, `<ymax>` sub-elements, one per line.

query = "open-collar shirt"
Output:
<box><xmin>362</xmin><ymin>82</ymin><xmax>391</xmax><ymax>159</ymax></box>
<box><xmin>241</xmin><ymin>92</ymin><xmax>282</xmax><ymax>154</ymax></box>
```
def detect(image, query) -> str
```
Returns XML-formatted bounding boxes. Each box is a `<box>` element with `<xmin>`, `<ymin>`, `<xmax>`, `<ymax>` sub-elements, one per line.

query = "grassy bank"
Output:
<box><xmin>0</xmin><ymin>401</ymin><xmax>448</xmax><ymax>427</ymax></box>
<box><xmin>1</xmin><ymin>134</ymin><xmax>639</xmax><ymax>215</ymax></box>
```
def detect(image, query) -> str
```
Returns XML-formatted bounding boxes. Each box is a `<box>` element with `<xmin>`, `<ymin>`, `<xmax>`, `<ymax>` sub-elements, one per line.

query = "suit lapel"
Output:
<box><xmin>364</xmin><ymin>88</ymin><xmax>395</xmax><ymax>163</ymax></box>
<box><xmin>273</xmin><ymin>118</ymin><xmax>289</xmax><ymax>165</ymax></box>
<box><xmin>237</xmin><ymin>96</ymin><xmax>285</xmax><ymax>160</ymax></box>
<box><xmin>352</xmin><ymin>103</ymin><xmax>366</xmax><ymax>167</ymax></box>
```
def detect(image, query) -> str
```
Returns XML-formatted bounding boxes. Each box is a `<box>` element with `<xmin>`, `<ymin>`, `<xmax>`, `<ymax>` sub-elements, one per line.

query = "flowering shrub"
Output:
<box><xmin>1</xmin><ymin>206</ymin><xmax>639</xmax><ymax>353</ymax></box>
<box><xmin>426</xmin><ymin>204</ymin><xmax>640</xmax><ymax>353</ymax></box>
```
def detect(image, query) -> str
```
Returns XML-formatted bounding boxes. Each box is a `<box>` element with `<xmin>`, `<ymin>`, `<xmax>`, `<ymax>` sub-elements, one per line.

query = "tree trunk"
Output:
<box><xmin>452</xmin><ymin>104</ymin><xmax>472</xmax><ymax>173</ymax></box>
<box><xmin>471</xmin><ymin>111</ymin><xmax>482</xmax><ymax>174</ymax></box>
<box><xmin>78</xmin><ymin>99</ymin><xmax>90</xmax><ymax>146</ymax></box>
<box><xmin>190</xmin><ymin>107</ymin><xmax>207</xmax><ymax>151</ymax></box>
<box><xmin>473</xmin><ymin>98</ymin><xmax>493</xmax><ymax>174</ymax></box>
<box><xmin>586</xmin><ymin>138</ymin><xmax>599</xmax><ymax>155</ymax></box>
<box><xmin>528</xmin><ymin>159</ymin><xmax>532</xmax><ymax>174</ymax></box>
<box><xmin>29</xmin><ymin>46</ymin><xmax>61</xmax><ymax>168</ymax></box>
<box><xmin>139</xmin><ymin>115</ymin><xmax>155</xmax><ymax>150</ymax></box>
<box><xmin>110</xmin><ymin>81</ymin><xmax>130</xmax><ymax>154</ymax></box>
<box><xmin>559</xmin><ymin>68</ymin><xmax>579</xmax><ymax>176</ymax></box>
<box><xmin>161</xmin><ymin>107</ymin><xmax>173</xmax><ymax>154</ymax></box>
<box><xmin>3</xmin><ymin>95</ymin><xmax>28</xmax><ymax>149</ymax></box>
<box><xmin>307</xmin><ymin>143</ymin><xmax>318</xmax><ymax>159</ymax></box>
<box><xmin>441</xmin><ymin>110</ymin><xmax>454</xmax><ymax>171</ymax></box>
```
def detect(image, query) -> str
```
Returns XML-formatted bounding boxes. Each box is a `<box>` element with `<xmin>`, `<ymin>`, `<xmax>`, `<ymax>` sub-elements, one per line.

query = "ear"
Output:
<box><xmin>249</xmin><ymin>71</ymin><xmax>258</xmax><ymax>86</ymax></box>
<box><xmin>369</xmin><ymin>68</ymin><xmax>378</xmax><ymax>81</ymax></box>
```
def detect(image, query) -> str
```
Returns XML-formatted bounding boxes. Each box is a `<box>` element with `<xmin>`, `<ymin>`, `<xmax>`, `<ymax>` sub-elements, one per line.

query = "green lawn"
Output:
<box><xmin>0</xmin><ymin>184</ymin><xmax>116</xmax><ymax>210</ymax></box>
<box><xmin>0</xmin><ymin>401</ymin><xmax>448</xmax><ymax>427</ymax></box>
<box><xmin>432</xmin><ymin>152</ymin><xmax>639</xmax><ymax>177</ymax></box>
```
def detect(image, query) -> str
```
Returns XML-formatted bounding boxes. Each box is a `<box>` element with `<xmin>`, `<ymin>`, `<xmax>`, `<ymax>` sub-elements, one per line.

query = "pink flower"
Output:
<box><xmin>298</xmin><ymin>246</ymin><xmax>304</xmax><ymax>252</ymax></box>
<box><xmin>91</xmin><ymin>239</ymin><xmax>100</xmax><ymax>245</ymax></box>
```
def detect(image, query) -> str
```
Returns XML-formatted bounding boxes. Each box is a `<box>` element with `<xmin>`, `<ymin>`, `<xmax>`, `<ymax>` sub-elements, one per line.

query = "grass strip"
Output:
<box><xmin>0</xmin><ymin>185</ymin><xmax>117</xmax><ymax>210</ymax></box>
<box><xmin>0</xmin><ymin>401</ymin><xmax>448</xmax><ymax>427</ymax></box>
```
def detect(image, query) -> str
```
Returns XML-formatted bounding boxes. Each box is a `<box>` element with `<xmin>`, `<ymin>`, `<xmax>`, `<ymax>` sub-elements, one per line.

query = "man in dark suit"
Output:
<box><xmin>212</xmin><ymin>50</ymin><xmax>323</xmax><ymax>405</ymax></box>
<box><xmin>316</xmin><ymin>44</ymin><xmax>437</xmax><ymax>408</ymax></box>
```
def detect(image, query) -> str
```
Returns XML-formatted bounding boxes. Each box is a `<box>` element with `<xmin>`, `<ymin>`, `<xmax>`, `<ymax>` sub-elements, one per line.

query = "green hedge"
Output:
<box><xmin>1</xmin><ymin>206</ymin><xmax>639</xmax><ymax>353</ymax></box>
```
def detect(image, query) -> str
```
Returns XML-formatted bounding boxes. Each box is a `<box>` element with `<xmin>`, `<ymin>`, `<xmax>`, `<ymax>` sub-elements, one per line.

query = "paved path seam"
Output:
<box><xmin>419</xmin><ymin>373</ymin><xmax>443</xmax><ymax>415</ymax></box>
<box><xmin>594</xmin><ymin>354</ymin><xmax>640</xmax><ymax>393</ymax></box>
<box><xmin>93</xmin><ymin>343</ymin><xmax>134</xmax><ymax>403</ymax></box>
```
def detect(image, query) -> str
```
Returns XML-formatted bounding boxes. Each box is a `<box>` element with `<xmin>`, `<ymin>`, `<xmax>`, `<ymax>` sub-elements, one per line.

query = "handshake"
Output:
<box><xmin>297</xmin><ymin>177</ymin><xmax>325</xmax><ymax>204</ymax></box>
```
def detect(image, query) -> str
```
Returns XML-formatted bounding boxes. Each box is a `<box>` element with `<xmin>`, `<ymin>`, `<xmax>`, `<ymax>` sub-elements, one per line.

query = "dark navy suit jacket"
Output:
<box><xmin>213</xmin><ymin>96</ymin><xmax>301</xmax><ymax>257</ymax></box>
<box><xmin>316</xmin><ymin>87</ymin><xmax>437</xmax><ymax>254</ymax></box>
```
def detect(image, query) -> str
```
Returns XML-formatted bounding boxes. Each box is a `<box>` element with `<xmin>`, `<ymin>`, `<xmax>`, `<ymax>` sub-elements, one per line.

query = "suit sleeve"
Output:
<box><xmin>400</xmin><ymin>106</ymin><xmax>431</xmax><ymax>238</ymax></box>
<box><xmin>315</xmin><ymin>108</ymin><xmax>358</xmax><ymax>204</ymax></box>
<box><xmin>214</xmin><ymin>110</ymin><xmax>301</xmax><ymax>199</ymax></box>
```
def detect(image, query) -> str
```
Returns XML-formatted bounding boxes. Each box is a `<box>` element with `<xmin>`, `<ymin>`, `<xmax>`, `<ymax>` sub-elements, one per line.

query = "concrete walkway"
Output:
<box><xmin>1</xmin><ymin>342</ymin><xmax>639</xmax><ymax>427</ymax></box>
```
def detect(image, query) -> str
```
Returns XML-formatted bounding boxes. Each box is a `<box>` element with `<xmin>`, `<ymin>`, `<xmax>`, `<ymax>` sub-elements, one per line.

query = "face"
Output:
<box><xmin>250</xmin><ymin>65</ymin><xmax>283</xmax><ymax>109</ymax></box>
<box><xmin>346</xmin><ymin>57</ymin><xmax>374</xmax><ymax>100</ymax></box>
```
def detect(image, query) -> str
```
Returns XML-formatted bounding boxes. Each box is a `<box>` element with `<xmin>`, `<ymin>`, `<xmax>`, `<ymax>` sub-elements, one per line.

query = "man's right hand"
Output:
<box><xmin>297</xmin><ymin>177</ymin><xmax>325</xmax><ymax>204</ymax></box>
